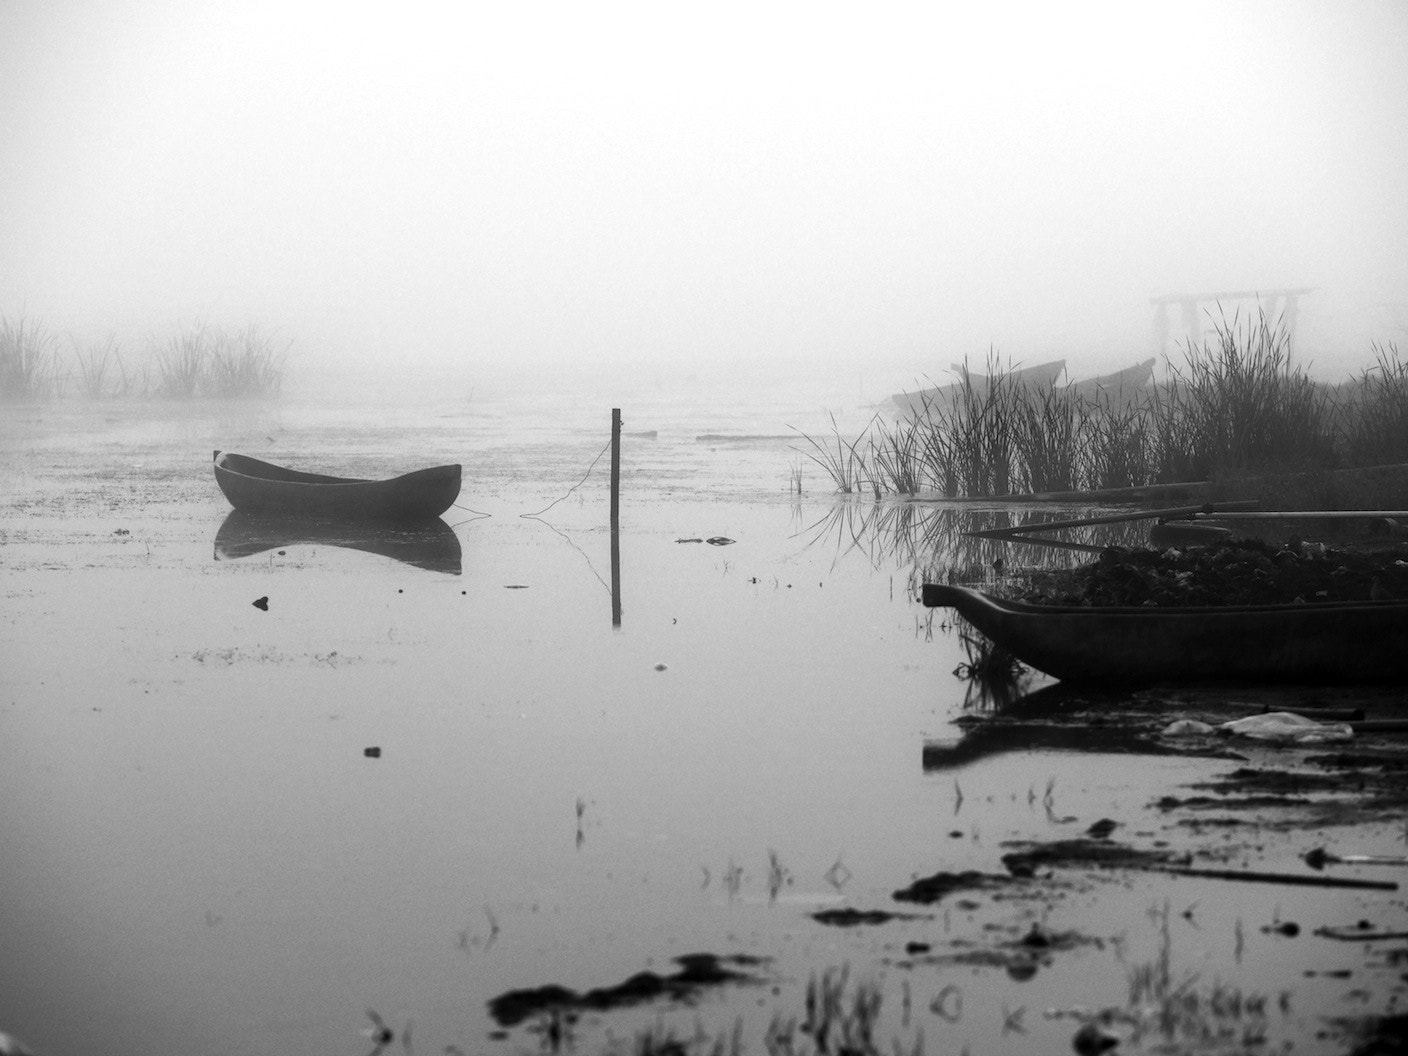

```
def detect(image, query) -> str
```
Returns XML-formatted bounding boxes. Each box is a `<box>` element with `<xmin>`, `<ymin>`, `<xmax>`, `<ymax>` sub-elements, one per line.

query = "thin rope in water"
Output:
<box><xmin>520</xmin><ymin>436</ymin><xmax>614</xmax><ymax>519</ymax></box>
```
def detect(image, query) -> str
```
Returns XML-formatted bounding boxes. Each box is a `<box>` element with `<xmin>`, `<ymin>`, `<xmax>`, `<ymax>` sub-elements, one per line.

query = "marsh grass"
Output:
<box><xmin>72</xmin><ymin>334</ymin><xmax>122</xmax><ymax>399</ymax></box>
<box><xmin>0</xmin><ymin>314</ymin><xmax>60</xmax><ymax>401</ymax></box>
<box><xmin>765</xmin><ymin>967</ymin><xmax>899</xmax><ymax>1056</ymax></box>
<box><xmin>596</xmin><ymin>968</ymin><xmax>914</xmax><ymax>1056</ymax></box>
<box><xmin>1339</xmin><ymin>341</ymin><xmax>1408</xmax><ymax>466</ymax></box>
<box><xmin>791</xmin><ymin>414</ymin><xmax>877</xmax><ymax>496</ymax></box>
<box><xmin>207</xmin><ymin>323</ymin><xmax>291</xmax><ymax>397</ymax></box>
<box><xmin>155</xmin><ymin>322</ymin><xmax>212</xmax><ymax>397</ymax></box>
<box><xmin>799</xmin><ymin>311</ymin><xmax>1406</xmax><ymax>498</ymax></box>
<box><xmin>0</xmin><ymin>313</ymin><xmax>291</xmax><ymax>402</ymax></box>
<box><xmin>1112</xmin><ymin>901</ymin><xmax>1274</xmax><ymax>1051</ymax></box>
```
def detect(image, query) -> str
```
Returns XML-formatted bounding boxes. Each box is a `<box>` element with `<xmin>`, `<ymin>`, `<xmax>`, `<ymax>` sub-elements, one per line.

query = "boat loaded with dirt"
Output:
<box><xmin>212</xmin><ymin>450</ymin><xmax>461</xmax><ymax>521</ymax></box>
<box><xmin>923</xmin><ymin>583</ymin><xmax>1408</xmax><ymax>684</ymax></box>
<box><xmin>923</xmin><ymin>538</ymin><xmax>1408</xmax><ymax>685</ymax></box>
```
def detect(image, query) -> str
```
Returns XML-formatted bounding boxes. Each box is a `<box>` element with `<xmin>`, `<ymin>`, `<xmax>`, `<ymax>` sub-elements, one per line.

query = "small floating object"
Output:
<box><xmin>1072</xmin><ymin>1020</ymin><xmax>1120</xmax><ymax>1056</ymax></box>
<box><xmin>1305</xmin><ymin>846</ymin><xmax>1408</xmax><ymax>870</ymax></box>
<box><xmin>364</xmin><ymin>746</ymin><xmax>382</xmax><ymax>758</ymax></box>
<box><xmin>252</xmin><ymin>596</ymin><xmax>269</xmax><ymax>610</ymax></box>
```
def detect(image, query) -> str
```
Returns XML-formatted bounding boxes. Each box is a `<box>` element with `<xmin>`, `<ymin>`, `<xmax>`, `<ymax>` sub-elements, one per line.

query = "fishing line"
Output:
<box><xmin>448</xmin><ymin>500</ymin><xmax>493</xmax><ymax>525</ymax></box>
<box><xmin>522</xmin><ymin>515</ymin><xmax>612</xmax><ymax>595</ymax></box>
<box><xmin>520</xmin><ymin>436</ymin><xmax>614</xmax><ymax>519</ymax></box>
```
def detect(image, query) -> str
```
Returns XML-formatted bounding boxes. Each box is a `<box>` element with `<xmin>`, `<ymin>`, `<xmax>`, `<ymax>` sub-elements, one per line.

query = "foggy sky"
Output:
<box><xmin>2</xmin><ymin>1</ymin><xmax>1406</xmax><ymax>389</ymax></box>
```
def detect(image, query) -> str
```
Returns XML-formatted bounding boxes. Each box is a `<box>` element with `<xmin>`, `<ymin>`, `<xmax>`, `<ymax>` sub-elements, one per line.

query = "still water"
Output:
<box><xmin>0</xmin><ymin>379</ymin><xmax>1395</xmax><ymax>1055</ymax></box>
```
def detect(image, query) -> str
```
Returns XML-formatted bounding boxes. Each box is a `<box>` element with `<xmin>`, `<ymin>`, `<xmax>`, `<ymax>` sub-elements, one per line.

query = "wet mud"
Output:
<box><xmin>486</xmin><ymin>953</ymin><xmax>766</xmax><ymax>1028</ymax></box>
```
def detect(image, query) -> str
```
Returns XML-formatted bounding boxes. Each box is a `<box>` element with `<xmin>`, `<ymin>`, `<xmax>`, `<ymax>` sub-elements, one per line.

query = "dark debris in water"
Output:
<box><xmin>810</xmin><ymin>907</ymin><xmax>923</xmax><ymax>927</ymax></box>
<box><xmin>1017</xmin><ymin>539</ymin><xmax>1408</xmax><ymax>607</ymax></box>
<box><xmin>892</xmin><ymin>869</ymin><xmax>1017</xmax><ymax>905</ymax></box>
<box><xmin>486</xmin><ymin>953</ymin><xmax>766</xmax><ymax>1028</ymax></box>
<box><xmin>999</xmin><ymin>838</ymin><xmax>1179</xmax><ymax>878</ymax></box>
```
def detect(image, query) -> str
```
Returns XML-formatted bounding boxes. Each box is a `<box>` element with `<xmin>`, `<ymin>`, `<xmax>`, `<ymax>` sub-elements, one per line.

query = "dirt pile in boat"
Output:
<box><xmin>1018</xmin><ymin>539</ymin><xmax>1408</xmax><ymax>607</ymax></box>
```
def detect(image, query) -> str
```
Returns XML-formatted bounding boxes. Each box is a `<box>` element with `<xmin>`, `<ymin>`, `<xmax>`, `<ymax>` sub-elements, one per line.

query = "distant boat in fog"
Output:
<box><xmin>889</xmin><ymin>357</ymin><xmax>1154</xmax><ymax>415</ymax></box>
<box><xmin>1064</xmin><ymin>358</ymin><xmax>1156</xmax><ymax>401</ymax></box>
<box><xmin>889</xmin><ymin>358</ymin><xmax>1066</xmax><ymax>415</ymax></box>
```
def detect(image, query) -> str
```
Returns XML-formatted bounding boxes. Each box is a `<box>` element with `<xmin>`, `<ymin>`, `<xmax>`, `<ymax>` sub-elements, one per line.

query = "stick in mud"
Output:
<box><xmin>1147</xmin><ymin>864</ymin><xmax>1398</xmax><ymax>891</ymax></box>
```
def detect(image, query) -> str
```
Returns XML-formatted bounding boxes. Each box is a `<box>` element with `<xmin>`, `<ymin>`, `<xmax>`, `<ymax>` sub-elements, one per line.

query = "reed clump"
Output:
<box><xmin>0</xmin><ymin>313</ymin><xmax>291</xmax><ymax>401</ymax></box>
<box><xmin>798</xmin><ymin>311</ymin><xmax>1408</xmax><ymax>499</ymax></box>
<box><xmin>0</xmin><ymin>314</ymin><xmax>60</xmax><ymax>401</ymax></box>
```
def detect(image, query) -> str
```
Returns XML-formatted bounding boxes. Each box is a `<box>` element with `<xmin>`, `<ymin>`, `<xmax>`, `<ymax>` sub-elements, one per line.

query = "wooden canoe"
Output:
<box><xmin>213</xmin><ymin>451</ymin><xmax>461</xmax><ymax>521</ymax></box>
<box><xmin>922</xmin><ymin>584</ymin><xmax>1408</xmax><ymax>684</ymax></box>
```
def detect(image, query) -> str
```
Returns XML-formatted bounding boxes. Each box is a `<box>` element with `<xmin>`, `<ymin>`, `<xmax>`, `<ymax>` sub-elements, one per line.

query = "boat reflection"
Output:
<box><xmin>920</xmin><ymin>684</ymin><xmax>1170</xmax><ymax>771</ymax></box>
<box><xmin>214</xmin><ymin>511</ymin><xmax>462</xmax><ymax>574</ymax></box>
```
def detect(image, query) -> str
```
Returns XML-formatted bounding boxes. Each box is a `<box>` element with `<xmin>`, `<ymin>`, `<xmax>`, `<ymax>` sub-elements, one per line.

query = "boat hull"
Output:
<box><xmin>922</xmin><ymin>584</ymin><xmax>1408</xmax><ymax>684</ymax></box>
<box><xmin>213</xmin><ymin>451</ymin><xmax>461</xmax><ymax>521</ymax></box>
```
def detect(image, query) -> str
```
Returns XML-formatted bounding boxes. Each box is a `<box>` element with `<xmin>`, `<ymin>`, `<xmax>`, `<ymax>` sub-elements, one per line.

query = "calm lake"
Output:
<box><xmin>2</xmin><ymin>375</ymin><xmax>1402</xmax><ymax>1055</ymax></box>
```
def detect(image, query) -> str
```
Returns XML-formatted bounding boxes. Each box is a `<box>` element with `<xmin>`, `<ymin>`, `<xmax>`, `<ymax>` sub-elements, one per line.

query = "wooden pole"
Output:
<box><xmin>611</xmin><ymin>409</ymin><xmax>621</xmax><ymax>628</ymax></box>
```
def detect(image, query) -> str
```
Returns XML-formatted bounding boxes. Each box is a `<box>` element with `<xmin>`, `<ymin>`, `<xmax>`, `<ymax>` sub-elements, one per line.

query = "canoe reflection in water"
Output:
<box><xmin>213</xmin><ymin>511</ymin><xmax>462</xmax><ymax>575</ymax></box>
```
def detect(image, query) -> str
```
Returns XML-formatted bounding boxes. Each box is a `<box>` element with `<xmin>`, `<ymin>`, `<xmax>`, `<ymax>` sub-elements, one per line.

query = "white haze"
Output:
<box><xmin>2</xmin><ymin>0</ymin><xmax>1406</xmax><ymax>395</ymax></box>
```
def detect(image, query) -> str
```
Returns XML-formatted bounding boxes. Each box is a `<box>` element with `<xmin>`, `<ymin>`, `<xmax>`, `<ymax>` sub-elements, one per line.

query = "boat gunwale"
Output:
<box><xmin>921</xmin><ymin>583</ymin><xmax>1408</xmax><ymax>617</ymax></box>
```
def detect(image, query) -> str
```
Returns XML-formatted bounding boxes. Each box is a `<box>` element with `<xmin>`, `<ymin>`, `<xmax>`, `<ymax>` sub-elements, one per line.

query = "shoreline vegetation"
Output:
<box><xmin>799</xmin><ymin>312</ymin><xmax>1408</xmax><ymax>506</ymax></box>
<box><xmin>0</xmin><ymin>315</ymin><xmax>290</xmax><ymax>401</ymax></box>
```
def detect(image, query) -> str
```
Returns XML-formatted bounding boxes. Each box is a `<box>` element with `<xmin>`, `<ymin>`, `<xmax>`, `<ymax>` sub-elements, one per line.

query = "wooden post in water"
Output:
<box><xmin>611</xmin><ymin>408</ymin><xmax>622</xmax><ymax>627</ymax></box>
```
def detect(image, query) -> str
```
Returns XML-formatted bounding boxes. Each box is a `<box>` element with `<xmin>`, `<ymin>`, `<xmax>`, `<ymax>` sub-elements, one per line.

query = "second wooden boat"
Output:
<box><xmin>922</xmin><ymin>583</ymin><xmax>1408</xmax><ymax>684</ymax></box>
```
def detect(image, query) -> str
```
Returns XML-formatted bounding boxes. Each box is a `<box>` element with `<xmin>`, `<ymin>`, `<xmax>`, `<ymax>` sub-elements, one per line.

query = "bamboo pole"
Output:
<box><xmin>906</xmin><ymin>480</ymin><xmax>1212</xmax><ymax>504</ymax></box>
<box><xmin>963</xmin><ymin>501</ymin><xmax>1259</xmax><ymax>541</ymax></box>
<box><xmin>1147</xmin><ymin>865</ymin><xmax>1397</xmax><ymax>891</ymax></box>
<box><xmin>1192</xmin><ymin>510</ymin><xmax>1408</xmax><ymax>520</ymax></box>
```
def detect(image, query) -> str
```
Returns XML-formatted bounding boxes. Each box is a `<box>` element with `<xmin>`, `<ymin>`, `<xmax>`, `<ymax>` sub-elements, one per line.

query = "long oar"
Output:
<box><xmin>962</xmin><ymin>501</ymin><xmax>1259</xmax><ymax>541</ymax></box>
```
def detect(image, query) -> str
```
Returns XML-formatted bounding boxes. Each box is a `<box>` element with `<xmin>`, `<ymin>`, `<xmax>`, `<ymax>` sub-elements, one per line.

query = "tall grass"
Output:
<box><xmin>1339</xmin><ymin>341</ymin><xmax>1408</xmax><ymax>466</ymax></box>
<box><xmin>800</xmin><ymin>311</ymin><xmax>1404</xmax><ymax>498</ymax></box>
<box><xmin>0</xmin><ymin>314</ymin><xmax>60</xmax><ymax>401</ymax></box>
<box><xmin>206</xmin><ymin>323</ymin><xmax>291</xmax><ymax>397</ymax></box>
<box><xmin>0</xmin><ymin>312</ymin><xmax>292</xmax><ymax>402</ymax></box>
<box><xmin>72</xmin><ymin>334</ymin><xmax>121</xmax><ymax>399</ymax></box>
<box><xmin>155</xmin><ymin>322</ymin><xmax>212</xmax><ymax>397</ymax></box>
<box><xmin>1159</xmin><ymin>308</ymin><xmax>1335</xmax><ymax>479</ymax></box>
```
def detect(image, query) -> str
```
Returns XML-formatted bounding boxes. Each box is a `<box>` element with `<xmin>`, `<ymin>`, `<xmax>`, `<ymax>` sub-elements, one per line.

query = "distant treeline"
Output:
<box><xmin>800</xmin><ymin>313</ymin><xmax>1408</xmax><ymax>497</ymax></box>
<box><xmin>0</xmin><ymin>316</ymin><xmax>291</xmax><ymax>401</ymax></box>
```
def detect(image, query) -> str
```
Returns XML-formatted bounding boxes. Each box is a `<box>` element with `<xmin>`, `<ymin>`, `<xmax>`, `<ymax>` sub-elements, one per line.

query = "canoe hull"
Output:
<box><xmin>213</xmin><ymin>451</ymin><xmax>461</xmax><ymax>521</ymax></box>
<box><xmin>922</xmin><ymin>584</ymin><xmax>1408</xmax><ymax>684</ymax></box>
